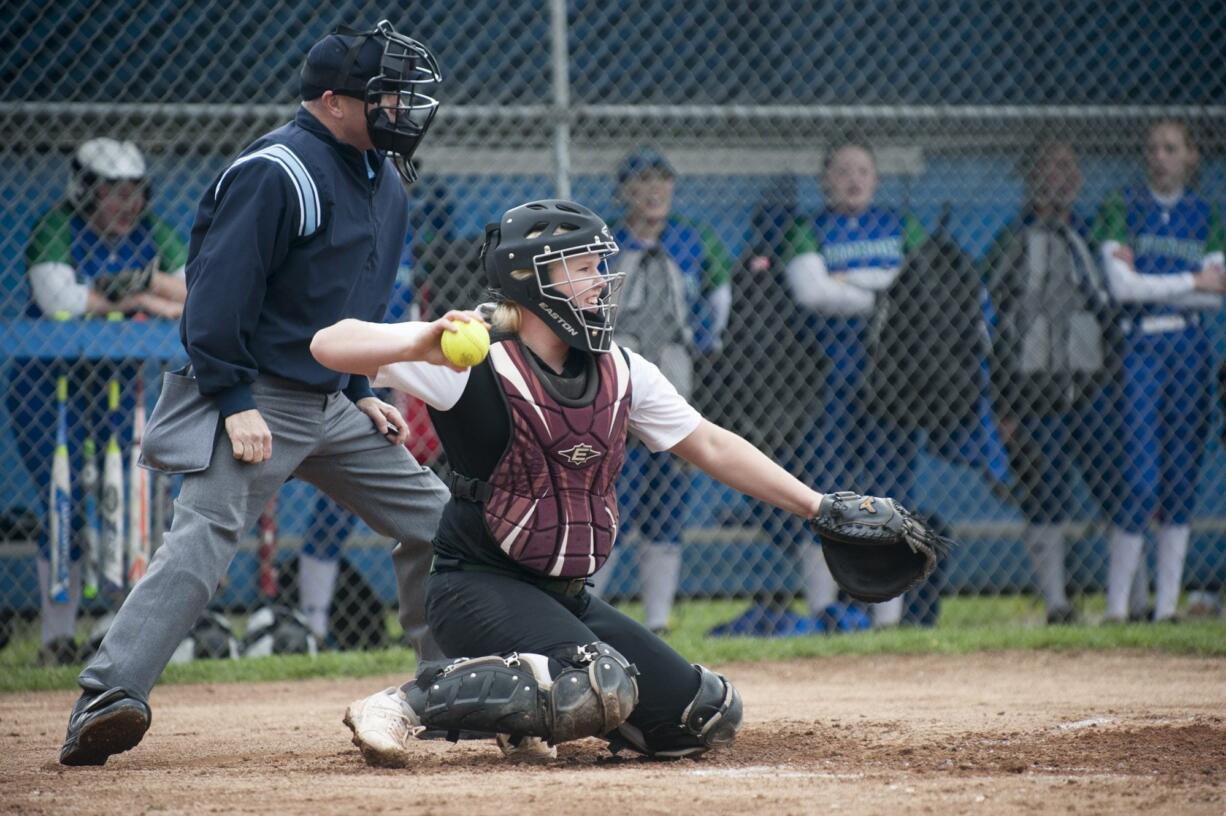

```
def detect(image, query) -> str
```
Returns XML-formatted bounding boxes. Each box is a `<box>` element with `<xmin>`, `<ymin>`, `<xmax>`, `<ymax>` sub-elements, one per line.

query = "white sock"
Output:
<box><xmin>1154</xmin><ymin>524</ymin><xmax>1190</xmax><ymax>620</ymax></box>
<box><xmin>640</xmin><ymin>543</ymin><xmax>682</xmax><ymax>631</ymax></box>
<box><xmin>37</xmin><ymin>558</ymin><xmax>81</xmax><ymax>644</ymax></box>
<box><xmin>872</xmin><ymin>596</ymin><xmax>904</xmax><ymax>626</ymax></box>
<box><xmin>1129</xmin><ymin>550</ymin><xmax>1150</xmax><ymax>618</ymax></box>
<box><xmin>1106</xmin><ymin>527</ymin><xmax>1144</xmax><ymax>620</ymax></box>
<box><xmin>801</xmin><ymin>542</ymin><xmax>838</xmax><ymax>616</ymax></box>
<box><xmin>589</xmin><ymin>545</ymin><xmax>626</xmax><ymax>597</ymax></box>
<box><xmin>298</xmin><ymin>553</ymin><xmax>339</xmax><ymax>639</ymax></box>
<box><xmin>1023</xmin><ymin>524</ymin><xmax>1069</xmax><ymax>610</ymax></box>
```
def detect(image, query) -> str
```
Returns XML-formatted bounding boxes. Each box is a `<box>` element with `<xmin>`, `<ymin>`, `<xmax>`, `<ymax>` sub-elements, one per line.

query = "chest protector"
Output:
<box><xmin>482</xmin><ymin>340</ymin><xmax>632</xmax><ymax>578</ymax></box>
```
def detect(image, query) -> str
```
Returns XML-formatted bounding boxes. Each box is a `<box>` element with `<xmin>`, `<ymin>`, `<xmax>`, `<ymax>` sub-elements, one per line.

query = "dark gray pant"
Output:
<box><xmin>426</xmin><ymin>569</ymin><xmax>702</xmax><ymax>750</ymax></box>
<box><xmin>80</xmin><ymin>378</ymin><xmax>449</xmax><ymax>698</ymax></box>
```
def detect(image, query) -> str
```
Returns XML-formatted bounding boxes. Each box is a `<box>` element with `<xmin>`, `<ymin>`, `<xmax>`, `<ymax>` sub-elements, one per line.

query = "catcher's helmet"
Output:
<box><xmin>481</xmin><ymin>200</ymin><xmax>622</xmax><ymax>353</ymax></box>
<box><xmin>68</xmin><ymin>138</ymin><xmax>148</xmax><ymax>215</ymax></box>
<box><xmin>300</xmin><ymin>20</ymin><xmax>440</xmax><ymax>185</ymax></box>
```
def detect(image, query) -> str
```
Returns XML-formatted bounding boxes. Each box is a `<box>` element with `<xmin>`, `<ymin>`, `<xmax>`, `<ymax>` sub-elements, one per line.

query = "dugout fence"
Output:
<box><xmin>2</xmin><ymin>0</ymin><xmax>1225</xmax><ymax>659</ymax></box>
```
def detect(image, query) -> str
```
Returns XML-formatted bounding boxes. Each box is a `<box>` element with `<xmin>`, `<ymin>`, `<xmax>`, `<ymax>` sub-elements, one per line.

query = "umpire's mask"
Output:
<box><xmin>301</xmin><ymin>20</ymin><xmax>441</xmax><ymax>184</ymax></box>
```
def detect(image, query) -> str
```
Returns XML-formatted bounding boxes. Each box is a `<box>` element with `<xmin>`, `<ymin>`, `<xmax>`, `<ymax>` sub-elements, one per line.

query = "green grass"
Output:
<box><xmin>3</xmin><ymin>596</ymin><xmax>1225</xmax><ymax>695</ymax></box>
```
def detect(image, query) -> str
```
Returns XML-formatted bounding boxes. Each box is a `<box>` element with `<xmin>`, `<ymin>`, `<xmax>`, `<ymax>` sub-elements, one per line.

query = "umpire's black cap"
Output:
<box><xmin>299</xmin><ymin>30</ymin><xmax>385</xmax><ymax>101</ymax></box>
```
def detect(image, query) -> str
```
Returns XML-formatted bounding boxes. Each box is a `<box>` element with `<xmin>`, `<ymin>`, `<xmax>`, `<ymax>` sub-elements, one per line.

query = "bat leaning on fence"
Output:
<box><xmin>127</xmin><ymin>375</ymin><xmax>150</xmax><ymax>585</ymax></box>
<box><xmin>258</xmin><ymin>494</ymin><xmax>279</xmax><ymax>601</ymax></box>
<box><xmin>100</xmin><ymin>379</ymin><xmax>125</xmax><ymax>594</ymax></box>
<box><xmin>81</xmin><ymin>436</ymin><xmax>100</xmax><ymax>600</ymax></box>
<box><xmin>48</xmin><ymin>375</ymin><xmax>72</xmax><ymax>604</ymax></box>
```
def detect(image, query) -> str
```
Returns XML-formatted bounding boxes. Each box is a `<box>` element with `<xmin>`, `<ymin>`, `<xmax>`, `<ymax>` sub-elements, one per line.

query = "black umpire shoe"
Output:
<box><xmin>59</xmin><ymin>688</ymin><xmax>151</xmax><ymax>766</ymax></box>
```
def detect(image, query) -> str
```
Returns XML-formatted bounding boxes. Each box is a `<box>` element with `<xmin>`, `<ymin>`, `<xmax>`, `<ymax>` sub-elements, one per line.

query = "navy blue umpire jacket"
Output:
<box><xmin>181</xmin><ymin>107</ymin><xmax>409</xmax><ymax>417</ymax></box>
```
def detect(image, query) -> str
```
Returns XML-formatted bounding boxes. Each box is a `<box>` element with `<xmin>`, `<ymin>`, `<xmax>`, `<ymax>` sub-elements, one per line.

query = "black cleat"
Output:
<box><xmin>1045</xmin><ymin>606</ymin><xmax>1079</xmax><ymax>626</ymax></box>
<box><xmin>59</xmin><ymin>688</ymin><xmax>151</xmax><ymax>766</ymax></box>
<box><xmin>1127</xmin><ymin>608</ymin><xmax>1155</xmax><ymax>624</ymax></box>
<box><xmin>37</xmin><ymin>636</ymin><xmax>83</xmax><ymax>667</ymax></box>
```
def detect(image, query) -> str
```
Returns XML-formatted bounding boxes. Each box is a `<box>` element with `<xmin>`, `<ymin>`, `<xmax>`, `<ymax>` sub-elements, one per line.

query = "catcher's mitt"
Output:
<box><xmin>808</xmin><ymin>491</ymin><xmax>950</xmax><ymax>603</ymax></box>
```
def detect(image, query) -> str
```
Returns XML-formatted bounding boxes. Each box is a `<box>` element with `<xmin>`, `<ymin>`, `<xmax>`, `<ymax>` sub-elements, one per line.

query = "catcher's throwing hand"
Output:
<box><xmin>808</xmin><ymin>491</ymin><xmax>950</xmax><ymax>603</ymax></box>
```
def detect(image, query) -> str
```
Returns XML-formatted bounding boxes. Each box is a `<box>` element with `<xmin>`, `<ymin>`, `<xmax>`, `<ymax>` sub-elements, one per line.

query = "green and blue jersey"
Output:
<box><xmin>24</xmin><ymin>202</ymin><xmax>187</xmax><ymax>318</ymax></box>
<box><xmin>1091</xmin><ymin>187</ymin><xmax>1225</xmax><ymax>322</ymax></box>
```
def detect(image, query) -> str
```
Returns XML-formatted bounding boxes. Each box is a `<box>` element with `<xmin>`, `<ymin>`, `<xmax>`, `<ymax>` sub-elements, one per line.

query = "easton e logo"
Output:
<box><xmin>859</xmin><ymin>496</ymin><xmax>877</xmax><ymax>514</ymax></box>
<box><xmin>557</xmin><ymin>443</ymin><xmax>602</xmax><ymax>466</ymax></box>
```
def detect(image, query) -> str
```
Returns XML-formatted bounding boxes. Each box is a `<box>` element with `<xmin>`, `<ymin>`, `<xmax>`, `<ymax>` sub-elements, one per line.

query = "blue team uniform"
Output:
<box><xmin>9</xmin><ymin>204</ymin><xmax>185</xmax><ymax>560</ymax></box>
<box><xmin>609</xmin><ymin>217</ymin><xmax>731</xmax><ymax>548</ymax></box>
<box><xmin>1093</xmin><ymin>188</ymin><xmax>1225</xmax><ymax>532</ymax></box>
<box><xmin>787</xmin><ymin>206</ymin><xmax>919</xmax><ymax>500</ymax></box>
<box><xmin>787</xmin><ymin>207</ymin><xmax>1008</xmax><ymax>518</ymax></box>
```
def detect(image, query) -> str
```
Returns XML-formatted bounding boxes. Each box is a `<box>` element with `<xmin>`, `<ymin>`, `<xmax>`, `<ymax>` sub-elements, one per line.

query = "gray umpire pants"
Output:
<box><xmin>79</xmin><ymin>377</ymin><xmax>450</xmax><ymax>699</ymax></box>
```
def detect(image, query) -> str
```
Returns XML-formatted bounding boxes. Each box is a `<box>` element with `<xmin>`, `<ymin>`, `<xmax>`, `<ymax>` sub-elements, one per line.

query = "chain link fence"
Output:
<box><xmin>2</xmin><ymin>0</ymin><xmax>1225</xmax><ymax>665</ymax></box>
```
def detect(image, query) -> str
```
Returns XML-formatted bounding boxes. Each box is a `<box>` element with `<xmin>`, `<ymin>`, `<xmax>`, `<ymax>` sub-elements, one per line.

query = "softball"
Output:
<box><xmin>440</xmin><ymin>320</ymin><xmax>490</xmax><ymax>368</ymax></box>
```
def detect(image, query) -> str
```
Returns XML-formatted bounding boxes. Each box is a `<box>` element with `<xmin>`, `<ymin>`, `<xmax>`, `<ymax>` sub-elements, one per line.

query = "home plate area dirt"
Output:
<box><xmin>2</xmin><ymin>652</ymin><xmax>1223</xmax><ymax>815</ymax></box>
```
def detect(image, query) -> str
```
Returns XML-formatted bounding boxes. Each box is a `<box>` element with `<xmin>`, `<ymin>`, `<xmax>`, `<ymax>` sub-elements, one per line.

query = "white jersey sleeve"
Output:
<box><xmin>624</xmin><ymin>348</ymin><xmax>702</xmax><ymax>452</ymax></box>
<box><xmin>29</xmin><ymin>261</ymin><xmax>89</xmax><ymax>316</ymax></box>
<box><xmin>373</xmin><ymin>361</ymin><xmax>471</xmax><ymax>411</ymax></box>
<box><xmin>784</xmin><ymin>252</ymin><xmax>876</xmax><ymax>315</ymax></box>
<box><xmin>1100</xmin><ymin>240</ymin><xmax>1196</xmax><ymax>303</ymax></box>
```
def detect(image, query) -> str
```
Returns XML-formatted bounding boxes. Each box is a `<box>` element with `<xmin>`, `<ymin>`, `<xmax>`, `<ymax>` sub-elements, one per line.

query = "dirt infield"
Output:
<box><xmin>2</xmin><ymin>651</ymin><xmax>1224</xmax><ymax>815</ymax></box>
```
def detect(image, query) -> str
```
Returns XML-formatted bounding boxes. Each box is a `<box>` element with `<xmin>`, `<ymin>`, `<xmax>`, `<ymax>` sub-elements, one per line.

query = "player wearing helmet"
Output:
<box><xmin>29</xmin><ymin>138</ymin><xmax>186</xmax><ymax>320</ymax></box>
<box><xmin>310</xmin><ymin>198</ymin><xmax>934</xmax><ymax>767</ymax></box>
<box><xmin>9</xmin><ymin>138</ymin><xmax>188</xmax><ymax>668</ymax></box>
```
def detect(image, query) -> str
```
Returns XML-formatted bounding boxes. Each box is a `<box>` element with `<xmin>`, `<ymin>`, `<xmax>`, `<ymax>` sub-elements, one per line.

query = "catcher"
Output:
<box><xmin>310</xmin><ymin>199</ymin><xmax>946</xmax><ymax>766</ymax></box>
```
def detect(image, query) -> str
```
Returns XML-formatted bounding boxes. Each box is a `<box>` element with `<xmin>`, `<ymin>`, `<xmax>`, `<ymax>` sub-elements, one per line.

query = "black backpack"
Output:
<box><xmin>696</xmin><ymin>176</ymin><xmax>824</xmax><ymax>452</ymax></box>
<box><xmin>865</xmin><ymin>211</ymin><xmax>982</xmax><ymax>448</ymax></box>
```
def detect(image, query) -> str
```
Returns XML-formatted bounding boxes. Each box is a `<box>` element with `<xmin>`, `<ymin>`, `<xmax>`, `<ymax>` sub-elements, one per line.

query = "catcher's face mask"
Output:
<box><xmin>533</xmin><ymin>240</ymin><xmax>624</xmax><ymax>353</ymax></box>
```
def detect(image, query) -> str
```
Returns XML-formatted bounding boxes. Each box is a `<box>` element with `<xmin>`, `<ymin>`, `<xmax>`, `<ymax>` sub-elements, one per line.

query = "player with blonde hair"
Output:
<box><xmin>312</xmin><ymin>198</ymin><xmax>943</xmax><ymax>766</ymax></box>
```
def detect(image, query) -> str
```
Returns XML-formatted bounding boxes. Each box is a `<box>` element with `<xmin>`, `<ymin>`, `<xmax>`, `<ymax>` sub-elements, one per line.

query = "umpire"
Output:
<box><xmin>60</xmin><ymin>22</ymin><xmax>451</xmax><ymax>766</ymax></box>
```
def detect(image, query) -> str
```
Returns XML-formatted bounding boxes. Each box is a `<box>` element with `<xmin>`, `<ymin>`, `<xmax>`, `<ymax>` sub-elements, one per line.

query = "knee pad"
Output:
<box><xmin>406</xmin><ymin>642</ymin><xmax>639</xmax><ymax>745</ymax></box>
<box><xmin>612</xmin><ymin>665</ymin><xmax>743</xmax><ymax>759</ymax></box>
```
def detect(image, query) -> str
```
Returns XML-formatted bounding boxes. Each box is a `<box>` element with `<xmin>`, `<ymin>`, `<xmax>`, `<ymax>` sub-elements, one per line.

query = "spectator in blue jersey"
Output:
<box><xmin>1092</xmin><ymin>120</ymin><xmax>1226</xmax><ymax>624</ymax></box>
<box><xmin>986</xmin><ymin>138</ymin><xmax>1112</xmax><ymax>625</ymax></box>
<box><xmin>710</xmin><ymin>140</ymin><xmax>929</xmax><ymax>636</ymax></box>
<box><xmin>9</xmin><ymin>138</ymin><xmax>188</xmax><ymax>665</ymax></box>
<box><xmin>24</xmin><ymin>139</ymin><xmax>187</xmax><ymax>321</ymax></box>
<box><xmin>588</xmin><ymin>148</ymin><xmax>732</xmax><ymax>634</ymax></box>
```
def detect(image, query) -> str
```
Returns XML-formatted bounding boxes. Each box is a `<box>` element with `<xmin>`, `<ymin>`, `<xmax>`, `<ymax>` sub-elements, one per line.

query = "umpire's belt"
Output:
<box><xmin>447</xmin><ymin>472</ymin><xmax>494</xmax><ymax>503</ymax></box>
<box><xmin>430</xmin><ymin>556</ymin><xmax>589</xmax><ymax>598</ymax></box>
